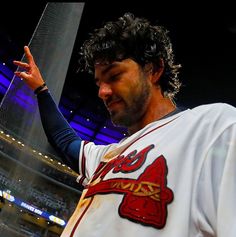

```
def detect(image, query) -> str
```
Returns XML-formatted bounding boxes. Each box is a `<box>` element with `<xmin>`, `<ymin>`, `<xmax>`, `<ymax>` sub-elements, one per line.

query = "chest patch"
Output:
<box><xmin>85</xmin><ymin>145</ymin><xmax>173</xmax><ymax>229</ymax></box>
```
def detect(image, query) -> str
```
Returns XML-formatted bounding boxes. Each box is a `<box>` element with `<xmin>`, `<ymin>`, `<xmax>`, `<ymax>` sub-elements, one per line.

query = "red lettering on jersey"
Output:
<box><xmin>91</xmin><ymin>144</ymin><xmax>154</xmax><ymax>181</ymax></box>
<box><xmin>85</xmin><ymin>146</ymin><xmax>173</xmax><ymax>229</ymax></box>
<box><xmin>113</xmin><ymin>144</ymin><xmax>154</xmax><ymax>173</ymax></box>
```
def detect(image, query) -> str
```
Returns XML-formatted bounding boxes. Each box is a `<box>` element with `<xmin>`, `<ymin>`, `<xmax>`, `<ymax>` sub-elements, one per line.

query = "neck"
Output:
<box><xmin>128</xmin><ymin>95</ymin><xmax>176</xmax><ymax>135</ymax></box>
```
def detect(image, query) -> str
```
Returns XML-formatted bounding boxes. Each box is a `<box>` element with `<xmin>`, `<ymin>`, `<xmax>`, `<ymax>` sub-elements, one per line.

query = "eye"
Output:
<box><xmin>109</xmin><ymin>73</ymin><xmax>121</xmax><ymax>82</ymax></box>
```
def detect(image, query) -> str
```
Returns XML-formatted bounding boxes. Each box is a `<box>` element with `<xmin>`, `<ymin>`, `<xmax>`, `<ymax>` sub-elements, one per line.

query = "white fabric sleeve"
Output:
<box><xmin>76</xmin><ymin>141</ymin><xmax>115</xmax><ymax>186</ymax></box>
<box><xmin>194</xmin><ymin>124</ymin><xmax>236</xmax><ymax>236</ymax></box>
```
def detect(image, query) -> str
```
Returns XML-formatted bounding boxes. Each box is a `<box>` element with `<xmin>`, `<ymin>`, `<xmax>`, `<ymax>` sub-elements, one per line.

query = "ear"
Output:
<box><xmin>150</xmin><ymin>59</ymin><xmax>164</xmax><ymax>84</ymax></box>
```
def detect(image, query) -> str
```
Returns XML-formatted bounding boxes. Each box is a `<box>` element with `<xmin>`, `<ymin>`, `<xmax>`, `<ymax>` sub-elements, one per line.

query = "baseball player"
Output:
<box><xmin>14</xmin><ymin>13</ymin><xmax>236</xmax><ymax>237</ymax></box>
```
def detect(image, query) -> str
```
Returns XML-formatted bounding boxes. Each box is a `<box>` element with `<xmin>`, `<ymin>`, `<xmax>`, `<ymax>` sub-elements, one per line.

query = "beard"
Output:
<box><xmin>109</xmin><ymin>79</ymin><xmax>151</xmax><ymax>128</ymax></box>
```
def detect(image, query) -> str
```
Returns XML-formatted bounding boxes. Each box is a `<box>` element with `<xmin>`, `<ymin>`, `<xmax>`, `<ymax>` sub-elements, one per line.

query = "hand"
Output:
<box><xmin>13</xmin><ymin>46</ymin><xmax>46</xmax><ymax>91</ymax></box>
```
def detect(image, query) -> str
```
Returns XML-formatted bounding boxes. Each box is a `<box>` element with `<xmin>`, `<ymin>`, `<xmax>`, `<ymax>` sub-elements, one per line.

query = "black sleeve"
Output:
<box><xmin>37</xmin><ymin>89</ymin><xmax>82</xmax><ymax>172</ymax></box>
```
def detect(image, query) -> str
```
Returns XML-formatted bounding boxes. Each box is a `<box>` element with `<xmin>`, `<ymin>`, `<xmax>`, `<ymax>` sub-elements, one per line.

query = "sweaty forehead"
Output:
<box><xmin>95</xmin><ymin>61</ymin><xmax>119</xmax><ymax>73</ymax></box>
<box><xmin>94</xmin><ymin>59</ymin><xmax>137</xmax><ymax>78</ymax></box>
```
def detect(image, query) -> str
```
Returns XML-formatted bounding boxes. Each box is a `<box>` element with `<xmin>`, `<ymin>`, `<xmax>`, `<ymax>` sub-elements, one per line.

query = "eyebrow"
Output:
<box><xmin>101</xmin><ymin>63</ymin><xmax>119</xmax><ymax>75</ymax></box>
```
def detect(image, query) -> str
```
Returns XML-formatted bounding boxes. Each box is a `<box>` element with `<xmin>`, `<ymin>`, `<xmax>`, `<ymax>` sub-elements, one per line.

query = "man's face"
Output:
<box><xmin>94</xmin><ymin>59</ymin><xmax>152</xmax><ymax>127</ymax></box>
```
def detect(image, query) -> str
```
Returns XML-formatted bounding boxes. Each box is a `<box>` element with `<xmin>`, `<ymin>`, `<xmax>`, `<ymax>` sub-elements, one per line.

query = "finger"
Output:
<box><xmin>13</xmin><ymin>60</ymin><xmax>30</xmax><ymax>69</ymax></box>
<box><xmin>24</xmin><ymin>46</ymin><xmax>35</xmax><ymax>65</ymax></box>
<box><xmin>14</xmin><ymin>71</ymin><xmax>31</xmax><ymax>80</ymax></box>
<box><xmin>14</xmin><ymin>71</ymin><xmax>22</xmax><ymax>78</ymax></box>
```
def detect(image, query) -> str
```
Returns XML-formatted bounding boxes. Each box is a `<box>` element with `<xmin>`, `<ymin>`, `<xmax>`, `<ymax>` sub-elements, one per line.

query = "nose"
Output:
<box><xmin>98</xmin><ymin>82</ymin><xmax>112</xmax><ymax>100</ymax></box>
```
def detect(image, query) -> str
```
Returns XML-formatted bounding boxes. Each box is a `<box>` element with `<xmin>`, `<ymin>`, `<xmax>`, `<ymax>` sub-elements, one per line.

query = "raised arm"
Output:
<box><xmin>13</xmin><ymin>46</ymin><xmax>82</xmax><ymax>172</ymax></box>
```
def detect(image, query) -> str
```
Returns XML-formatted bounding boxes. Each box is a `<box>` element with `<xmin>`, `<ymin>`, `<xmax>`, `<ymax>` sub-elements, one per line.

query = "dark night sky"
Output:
<box><xmin>0</xmin><ymin>1</ymin><xmax>236</xmax><ymax>109</ymax></box>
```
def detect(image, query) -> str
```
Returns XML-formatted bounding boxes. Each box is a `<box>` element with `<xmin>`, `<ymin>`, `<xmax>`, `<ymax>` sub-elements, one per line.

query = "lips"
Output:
<box><xmin>106</xmin><ymin>99</ymin><xmax>123</xmax><ymax>111</ymax></box>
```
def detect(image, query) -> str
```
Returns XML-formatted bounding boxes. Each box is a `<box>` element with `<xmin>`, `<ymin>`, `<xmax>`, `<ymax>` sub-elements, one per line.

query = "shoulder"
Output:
<box><xmin>179</xmin><ymin>103</ymin><xmax>236</xmax><ymax>135</ymax></box>
<box><xmin>190</xmin><ymin>102</ymin><xmax>236</xmax><ymax>120</ymax></box>
<box><xmin>191</xmin><ymin>102</ymin><xmax>236</xmax><ymax>112</ymax></box>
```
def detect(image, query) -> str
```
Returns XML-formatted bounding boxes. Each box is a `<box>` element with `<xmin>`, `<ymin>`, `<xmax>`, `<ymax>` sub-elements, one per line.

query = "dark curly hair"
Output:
<box><xmin>79</xmin><ymin>12</ymin><xmax>181</xmax><ymax>98</ymax></box>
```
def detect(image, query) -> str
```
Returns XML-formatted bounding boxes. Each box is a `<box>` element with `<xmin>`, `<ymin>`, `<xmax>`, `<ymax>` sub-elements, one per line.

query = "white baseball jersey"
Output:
<box><xmin>61</xmin><ymin>103</ymin><xmax>236</xmax><ymax>237</ymax></box>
